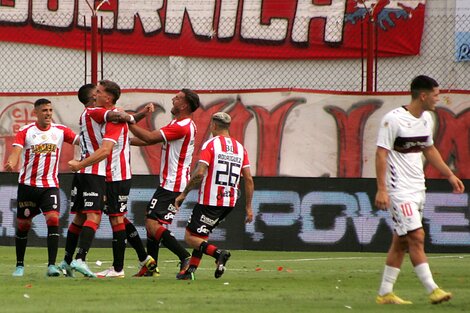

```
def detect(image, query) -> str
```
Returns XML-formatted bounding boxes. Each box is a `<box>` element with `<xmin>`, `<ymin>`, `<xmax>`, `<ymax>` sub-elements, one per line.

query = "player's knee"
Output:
<box><xmin>46</xmin><ymin>214</ymin><xmax>59</xmax><ymax>227</ymax></box>
<box><xmin>17</xmin><ymin>219</ymin><xmax>32</xmax><ymax>232</ymax></box>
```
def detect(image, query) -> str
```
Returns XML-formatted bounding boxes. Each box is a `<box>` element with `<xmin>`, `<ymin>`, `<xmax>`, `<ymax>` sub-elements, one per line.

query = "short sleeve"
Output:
<box><xmin>376</xmin><ymin>113</ymin><xmax>398</xmax><ymax>151</ymax></box>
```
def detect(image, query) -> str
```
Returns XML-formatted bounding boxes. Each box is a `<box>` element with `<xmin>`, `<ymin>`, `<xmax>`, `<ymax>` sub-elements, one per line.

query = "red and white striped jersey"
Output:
<box><xmin>160</xmin><ymin>118</ymin><xmax>197</xmax><ymax>192</ymax></box>
<box><xmin>104</xmin><ymin>112</ymin><xmax>131</xmax><ymax>182</ymax></box>
<box><xmin>13</xmin><ymin>122</ymin><xmax>78</xmax><ymax>188</ymax></box>
<box><xmin>77</xmin><ymin>107</ymin><xmax>108</xmax><ymax>176</ymax></box>
<box><xmin>197</xmin><ymin>135</ymin><xmax>250</xmax><ymax>207</ymax></box>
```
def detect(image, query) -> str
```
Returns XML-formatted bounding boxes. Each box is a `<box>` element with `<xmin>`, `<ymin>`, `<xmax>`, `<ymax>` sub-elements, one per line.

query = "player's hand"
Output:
<box><xmin>68</xmin><ymin>160</ymin><xmax>81</xmax><ymax>172</ymax></box>
<box><xmin>144</xmin><ymin>103</ymin><xmax>155</xmax><ymax>114</ymax></box>
<box><xmin>375</xmin><ymin>190</ymin><xmax>390</xmax><ymax>210</ymax></box>
<box><xmin>448</xmin><ymin>174</ymin><xmax>465</xmax><ymax>193</ymax></box>
<box><xmin>4</xmin><ymin>161</ymin><xmax>14</xmax><ymax>172</ymax></box>
<box><xmin>174</xmin><ymin>193</ymin><xmax>186</xmax><ymax>210</ymax></box>
<box><xmin>245</xmin><ymin>206</ymin><xmax>253</xmax><ymax>223</ymax></box>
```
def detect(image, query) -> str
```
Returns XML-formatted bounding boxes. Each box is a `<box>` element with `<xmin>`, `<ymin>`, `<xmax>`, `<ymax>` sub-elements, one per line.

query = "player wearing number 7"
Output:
<box><xmin>4</xmin><ymin>98</ymin><xmax>79</xmax><ymax>277</ymax></box>
<box><xmin>374</xmin><ymin>75</ymin><xmax>465</xmax><ymax>305</ymax></box>
<box><xmin>174</xmin><ymin>112</ymin><xmax>254</xmax><ymax>280</ymax></box>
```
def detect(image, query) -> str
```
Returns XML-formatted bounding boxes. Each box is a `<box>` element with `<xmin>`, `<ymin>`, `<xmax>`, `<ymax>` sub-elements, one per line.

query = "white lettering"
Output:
<box><xmin>241</xmin><ymin>0</ymin><xmax>288</xmax><ymax>41</ymax></box>
<box><xmin>0</xmin><ymin>0</ymin><xmax>28</xmax><ymax>23</ymax></box>
<box><xmin>218</xmin><ymin>0</ymin><xmax>238</xmax><ymax>38</ymax></box>
<box><xmin>247</xmin><ymin>191</ymin><xmax>301</xmax><ymax>242</ymax></box>
<box><xmin>165</xmin><ymin>0</ymin><xmax>216</xmax><ymax>37</ymax></box>
<box><xmin>116</xmin><ymin>0</ymin><xmax>163</xmax><ymax>33</ymax></box>
<box><xmin>426</xmin><ymin>193</ymin><xmax>470</xmax><ymax>245</ymax></box>
<box><xmin>32</xmin><ymin>0</ymin><xmax>74</xmax><ymax>28</ymax></box>
<box><xmin>292</xmin><ymin>0</ymin><xmax>346</xmax><ymax>43</ymax></box>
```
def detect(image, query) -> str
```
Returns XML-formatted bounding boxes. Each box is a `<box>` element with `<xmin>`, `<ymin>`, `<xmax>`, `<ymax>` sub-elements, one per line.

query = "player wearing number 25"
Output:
<box><xmin>374</xmin><ymin>76</ymin><xmax>465</xmax><ymax>305</ymax></box>
<box><xmin>174</xmin><ymin>112</ymin><xmax>254</xmax><ymax>280</ymax></box>
<box><xmin>4</xmin><ymin>98</ymin><xmax>78</xmax><ymax>277</ymax></box>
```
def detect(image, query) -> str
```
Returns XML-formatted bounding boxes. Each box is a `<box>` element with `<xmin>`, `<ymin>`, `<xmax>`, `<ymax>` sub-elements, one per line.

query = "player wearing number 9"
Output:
<box><xmin>174</xmin><ymin>112</ymin><xmax>254</xmax><ymax>280</ymax></box>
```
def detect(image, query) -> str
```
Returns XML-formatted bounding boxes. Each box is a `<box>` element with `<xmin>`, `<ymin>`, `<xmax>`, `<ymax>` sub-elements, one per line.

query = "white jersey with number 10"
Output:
<box><xmin>198</xmin><ymin>135</ymin><xmax>250</xmax><ymax>207</ymax></box>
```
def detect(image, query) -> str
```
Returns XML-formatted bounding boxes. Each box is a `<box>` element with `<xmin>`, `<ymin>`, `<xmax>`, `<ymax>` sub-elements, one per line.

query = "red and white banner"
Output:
<box><xmin>0</xmin><ymin>0</ymin><xmax>426</xmax><ymax>59</ymax></box>
<box><xmin>1</xmin><ymin>89</ymin><xmax>468</xmax><ymax>178</ymax></box>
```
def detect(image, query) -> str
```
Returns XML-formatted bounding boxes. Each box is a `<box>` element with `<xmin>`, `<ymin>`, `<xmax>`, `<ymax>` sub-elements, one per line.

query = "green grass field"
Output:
<box><xmin>0</xmin><ymin>246</ymin><xmax>468</xmax><ymax>313</ymax></box>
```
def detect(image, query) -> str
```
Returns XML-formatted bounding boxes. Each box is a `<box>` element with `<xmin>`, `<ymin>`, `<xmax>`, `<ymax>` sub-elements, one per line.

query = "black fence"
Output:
<box><xmin>0</xmin><ymin>173</ymin><xmax>469</xmax><ymax>253</ymax></box>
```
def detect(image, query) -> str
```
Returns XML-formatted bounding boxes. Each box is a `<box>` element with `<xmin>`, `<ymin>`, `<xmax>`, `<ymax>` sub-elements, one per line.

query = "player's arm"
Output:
<box><xmin>174</xmin><ymin>162</ymin><xmax>208</xmax><ymax>209</ymax></box>
<box><xmin>375</xmin><ymin>146</ymin><xmax>390</xmax><ymax>210</ymax></box>
<box><xmin>68</xmin><ymin>140</ymin><xmax>115</xmax><ymax>172</ymax></box>
<box><xmin>129</xmin><ymin>124</ymin><xmax>164</xmax><ymax>144</ymax></box>
<box><xmin>129</xmin><ymin>137</ymin><xmax>149</xmax><ymax>146</ymax></box>
<box><xmin>241</xmin><ymin>166</ymin><xmax>254</xmax><ymax>224</ymax></box>
<box><xmin>106</xmin><ymin>103</ymin><xmax>154</xmax><ymax>124</ymax></box>
<box><xmin>423</xmin><ymin>145</ymin><xmax>465</xmax><ymax>193</ymax></box>
<box><xmin>4</xmin><ymin>146</ymin><xmax>22</xmax><ymax>171</ymax></box>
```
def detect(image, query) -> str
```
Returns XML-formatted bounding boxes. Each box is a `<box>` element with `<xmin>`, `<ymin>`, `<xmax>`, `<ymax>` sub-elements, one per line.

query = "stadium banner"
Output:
<box><xmin>455</xmin><ymin>0</ymin><xmax>470</xmax><ymax>61</ymax></box>
<box><xmin>0</xmin><ymin>173</ymin><xmax>468</xmax><ymax>252</ymax></box>
<box><xmin>0</xmin><ymin>0</ymin><xmax>426</xmax><ymax>59</ymax></box>
<box><xmin>1</xmin><ymin>90</ymin><xmax>469</xmax><ymax>179</ymax></box>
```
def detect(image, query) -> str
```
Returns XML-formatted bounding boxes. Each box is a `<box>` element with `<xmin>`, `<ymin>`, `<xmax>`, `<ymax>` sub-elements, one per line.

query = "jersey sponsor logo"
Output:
<box><xmin>31</xmin><ymin>143</ymin><xmax>57</xmax><ymax>154</ymax></box>
<box><xmin>197</xmin><ymin>225</ymin><xmax>210</xmax><ymax>235</ymax></box>
<box><xmin>18</xmin><ymin>201</ymin><xmax>36</xmax><ymax>208</ymax></box>
<box><xmin>200</xmin><ymin>214</ymin><xmax>218</xmax><ymax>226</ymax></box>
<box><xmin>164</xmin><ymin>212</ymin><xmax>175</xmax><ymax>220</ymax></box>
<box><xmin>83</xmin><ymin>191</ymin><xmax>99</xmax><ymax>197</ymax></box>
<box><xmin>393</xmin><ymin>136</ymin><xmax>428</xmax><ymax>153</ymax></box>
<box><xmin>217</xmin><ymin>189</ymin><xmax>234</xmax><ymax>200</ymax></box>
<box><xmin>167</xmin><ymin>204</ymin><xmax>177</xmax><ymax>213</ymax></box>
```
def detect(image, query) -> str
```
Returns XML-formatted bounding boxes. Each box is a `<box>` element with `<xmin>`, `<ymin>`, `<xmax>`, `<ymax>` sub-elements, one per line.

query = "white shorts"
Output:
<box><xmin>389</xmin><ymin>191</ymin><xmax>425</xmax><ymax>236</ymax></box>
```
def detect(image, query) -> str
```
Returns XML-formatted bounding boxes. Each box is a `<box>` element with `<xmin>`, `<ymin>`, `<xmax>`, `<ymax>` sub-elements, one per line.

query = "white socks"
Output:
<box><xmin>414</xmin><ymin>263</ymin><xmax>438</xmax><ymax>293</ymax></box>
<box><xmin>378</xmin><ymin>265</ymin><xmax>400</xmax><ymax>296</ymax></box>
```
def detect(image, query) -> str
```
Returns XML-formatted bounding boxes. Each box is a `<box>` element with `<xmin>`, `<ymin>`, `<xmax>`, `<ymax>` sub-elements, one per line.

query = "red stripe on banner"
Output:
<box><xmin>0</xmin><ymin>0</ymin><xmax>426</xmax><ymax>59</ymax></box>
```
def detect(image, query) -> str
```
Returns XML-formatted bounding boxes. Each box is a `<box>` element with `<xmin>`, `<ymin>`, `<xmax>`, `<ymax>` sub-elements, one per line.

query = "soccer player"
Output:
<box><xmin>59</xmin><ymin>81</ymin><xmax>154</xmax><ymax>278</ymax></box>
<box><xmin>128</xmin><ymin>89</ymin><xmax>200</xmax><ymax>277</ymax></box>
<box><xmin>5</xmin><ymin>98</ymin><xmax>78</xmax><ymax>277</ymax></box>
<box><xmin>59</xmin><ymin>83</ymin><xmax>155</xmax><ymax>278</ymax></box>
<box><xmin>374</xmin><ymin>75</ymin><xmax>465</xmax><ymax>304</ymax></box>
<box><xmin>174</xmin><ymin>112</ymin><xmax>254</xmax><ymax>280</ymax></box>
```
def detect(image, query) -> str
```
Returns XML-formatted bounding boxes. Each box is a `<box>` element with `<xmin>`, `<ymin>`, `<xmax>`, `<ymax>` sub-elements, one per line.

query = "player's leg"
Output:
<box><xmin>13</xmin><ymin>217</ymin><xmax>32</xmax><ymax>277</ymax></box>
<box><xmin>376</xmin><ymin>232</ymin><xmax>410</xmax><ymax>304</ymax></box>
<box><xmin>123</xmin><ymin>217</ymin><xmax>147</xmax><ymax>263</ymax></box>
<box><xmin>13</xmin><ymin>184</ymin><xmax>37</xmax><ymax>277</ymax></box>
<box><xmin>405</xmin><ymin>192</ymin><xmax>452</xmax><ymax>304</ymax></box>
<box><xmin>41</xmin><ymin>188</ymin><xmax>61</xmax><ymax>276</ymax></box>
<box><xmin>181</xmin><ymin>204</ymin><xmax>232</xmax><ymax>279</ymax></box>
<box><xmin>146</xmin><ymin>187</ymin><xmax>190</xmax><ymax>272</ymax></box>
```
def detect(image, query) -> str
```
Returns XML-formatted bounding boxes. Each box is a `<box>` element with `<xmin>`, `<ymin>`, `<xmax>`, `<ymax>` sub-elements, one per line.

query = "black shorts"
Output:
<box><xmin>16</xmin><ymin>184</ymin><xmax>60</xmax><ymax>219</ymax></box>
<box><xmin>105</xmin><ymin>179</ymin><xmax>131</xmax><ymax>216</ymax></box>
<box><xmin>146</xmin><ymin>186</ymin><xmax>180</xmax><ymax>225</ymax></box>
<box><xmin>70</xmin><ymin>173</ymin><xmax>106</xmax><ymax>214</ymax></box>
<box><xmin>186</xmin><ymin>204</ymin><xmax>233</xmax><ymax>238</ymax></box>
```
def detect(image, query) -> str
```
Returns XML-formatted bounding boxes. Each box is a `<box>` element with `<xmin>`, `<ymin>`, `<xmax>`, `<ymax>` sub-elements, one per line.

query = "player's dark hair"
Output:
<box><xmin>410</xmin><ymin>75</ymin><xmax>439</xmax><ymax>99</ymax></box>
<box><xmin>34</xmin><ymin>98</ymin><xmax>51</xmax><ymax>108</ymax></box>
<box><xmin>99</xmin><ymin>80</ymin><xmax>121</xmax><ymax>104</ymax></box>
<box><xmin>78</xmin><ymin>83</ymin><xmax>96</xmax><ymax>106</ymax></box>
<box><xmin>181</xmin><ymin>88</ymin><xmax>200</xmax><ymax>112</ymax></box>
